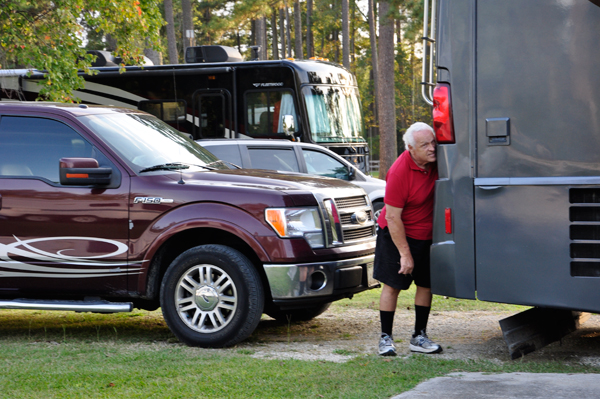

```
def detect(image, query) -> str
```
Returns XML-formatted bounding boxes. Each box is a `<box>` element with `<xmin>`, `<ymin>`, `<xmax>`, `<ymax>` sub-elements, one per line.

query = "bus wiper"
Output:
<box><xmin>139</xmin><ymin>163</ymin><xmax>191</xmax><ymax>173</ymax></box>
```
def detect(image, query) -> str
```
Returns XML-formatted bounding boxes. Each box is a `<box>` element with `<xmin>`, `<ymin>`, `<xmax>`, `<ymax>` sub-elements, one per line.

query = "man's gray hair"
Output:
<box><xmin>403</xmin><ymin>122</ymin><xmax>435</xmax><ymax>148</ymax></box>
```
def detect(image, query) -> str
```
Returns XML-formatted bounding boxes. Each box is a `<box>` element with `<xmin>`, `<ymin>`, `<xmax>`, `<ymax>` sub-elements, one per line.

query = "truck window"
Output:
<box><xmin>0</xmin><ymin>116</ymin><xmax>95</xmax><ymax>183</ymax></box>
<box><xmin>138</xmin><ymin>100</ymin><xmax>186</xmax><ymax>122</ymax></box>
<box><xmin>302</xmin><ymin>149</ymin><xmax>350</xmax><ymax>180</ymax></box>
<box><xmin>201</xmin><ymin>144</ymin><xmax>243</xmax><ymax>167</ymax></box>
<box><xmin>246</xmin><ymin>90</ymin><xmax>297</xmax><ymax>138</ymax></box>
<box><xmin>247</xmin><ymin>147</ymin><xmax>299</xmax><ymax>172</ymax></box>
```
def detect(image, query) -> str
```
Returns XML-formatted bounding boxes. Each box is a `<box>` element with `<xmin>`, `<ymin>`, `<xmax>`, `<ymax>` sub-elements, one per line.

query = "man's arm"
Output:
<box><xmin>385</xmin><ymin>204</ymin><xmax>413</xmax><ymax>275</ymax></box>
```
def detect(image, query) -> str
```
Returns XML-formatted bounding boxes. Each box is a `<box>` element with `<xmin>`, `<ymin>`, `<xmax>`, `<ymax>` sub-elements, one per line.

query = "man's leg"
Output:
<box><xmin>410</xmin><ymin>285</ymin><xmax>442</xmax><ymax>353</ymax></box>
<box><xmin>380</xmin><ymin>284</ymin><xmax>401</xmax><ymax>335</ymax></box>
<box><xmin>414</xmin><ymin>285</ymin><xmax>432</xmax><ymax>336</ymax></box>
<box><xmin>378</xmin><ymin>284</ymin><xmax>401</xmax><ymax>356</ymax></box>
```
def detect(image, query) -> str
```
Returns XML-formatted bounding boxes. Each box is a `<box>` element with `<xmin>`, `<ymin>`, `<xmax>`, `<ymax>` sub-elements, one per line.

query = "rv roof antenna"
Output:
<box><xmin>249</xmin><ymin>46</ymin><xmax>261</xmax><ymax>61</ymax></box>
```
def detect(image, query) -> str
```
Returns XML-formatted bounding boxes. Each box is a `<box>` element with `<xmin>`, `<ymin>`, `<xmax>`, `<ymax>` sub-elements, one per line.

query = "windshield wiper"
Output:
<box><xmin>139</xmin><ymin>163</ymin><xmax>191</xmax><ymax>173</ymax></box>
<box><xmin>206</xmin><ymin>160</ymin><xmax>242</xmax><ymax>169</ymax></box>
<box><xmin>139</xmin><ymin>162</ymin><xmax>218</xmax><ymax>173</ymax></box>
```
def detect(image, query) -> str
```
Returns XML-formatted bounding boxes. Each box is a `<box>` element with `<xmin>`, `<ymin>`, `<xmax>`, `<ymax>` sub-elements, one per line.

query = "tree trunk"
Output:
<box><xmin>306</xmin><ymin>0</ymin><xmax>313</xmax><ymax>58</ymax></box>
<box><xmin>181</xmin><ymin>0</ymin><xmax>195</xmax><ymax>58</ymax></box>
<box><xmin>294</xmin><ymin>0</ymin><xmax>303</xmax><ymax>58</ymax></box>
<box><xmin>279</xmin><ymin>8</ymin><xmax>286</xmax><ymax>59</ymax></box>
<box><xmin>285</xmin><ymin>3</ymin><xmax>292</xmax><ymax>58</ymax></box>
<box><xmin>368</xmin><ymin>0</ymin><xmax>379</xmax><ymax>125</ymax></box>
<box><xmin>342</xmin><ymin>0</ymin><xmax>350</xmax><ymax>69</ymax></box>
<box><xmin>202</xmin><ymin>7</ymin><xmax>213</xmax><ymax>44</ymax></box>
<box><xmin>164</xmin><ymin>0</ymin><xmax>178</xmax><ymax>64</ymax></box>
<box><xmin>256</xmin><ymin>17</ymin><xmax>267</xmax><ymax>60</ymax></box>
<box><xmin>377</xmin><ymin>0</ymin><xmax>396</xmax><ymax>180</ymax></box>
<box><xmin>144</xmin><ymin>48</ymin><xmax>162</xmax><ymax>65</ymax></box>
<box><xmin>272</xmin><ymin>9</ymin><xmax>279</xmax><ymax>60</ymax></box>
<box><xmin>350</xmin><ymin>0</ymin><xmax>355</xmax><ymax>64</ymax></box>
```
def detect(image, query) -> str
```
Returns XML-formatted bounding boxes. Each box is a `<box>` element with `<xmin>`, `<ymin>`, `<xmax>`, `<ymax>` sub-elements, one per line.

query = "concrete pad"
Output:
<box><xmin>392</xmin><ymin>372</ymin><xmax>600</xmax><ymax>399</ymax></box>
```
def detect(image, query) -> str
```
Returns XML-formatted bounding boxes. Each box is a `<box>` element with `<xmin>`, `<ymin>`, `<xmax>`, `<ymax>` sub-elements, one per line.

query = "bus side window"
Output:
<box><xmin>246</xmin><ymin>90</ymin><xmax>297</xmax><ymax>138</ymax></box>
<box><xmin>138</xmin><ymin>100</ymin><xmax>186</xmax><ymax>122</ymax></box>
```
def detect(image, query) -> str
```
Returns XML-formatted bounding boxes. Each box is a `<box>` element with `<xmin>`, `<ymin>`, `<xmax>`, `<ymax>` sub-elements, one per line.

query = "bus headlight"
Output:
<box><xmin>265</xmin><ymin>207</ymin><xmax>324</xmax><ymax>249</ymax></box>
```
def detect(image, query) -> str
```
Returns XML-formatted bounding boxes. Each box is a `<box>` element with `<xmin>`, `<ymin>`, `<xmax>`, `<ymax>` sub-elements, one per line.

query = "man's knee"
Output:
<box><xmin>382</xmin><ymin>284</ymin><xmax>401</xmax><ymax>297</ymax></box>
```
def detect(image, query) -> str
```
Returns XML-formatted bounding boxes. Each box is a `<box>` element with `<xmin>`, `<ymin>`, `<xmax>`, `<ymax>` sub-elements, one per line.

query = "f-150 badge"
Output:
<box><xmin>133</xmin><ymin>197</ymin><xmax>174</xmax><ymax>204</ymax></box>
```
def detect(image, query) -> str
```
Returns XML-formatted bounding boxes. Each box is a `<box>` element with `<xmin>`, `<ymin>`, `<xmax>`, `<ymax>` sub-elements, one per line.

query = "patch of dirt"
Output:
<box><xmin>231</xmin><ymin>307</ymin><xmax>600</xmax><ymax>364</ymax></box>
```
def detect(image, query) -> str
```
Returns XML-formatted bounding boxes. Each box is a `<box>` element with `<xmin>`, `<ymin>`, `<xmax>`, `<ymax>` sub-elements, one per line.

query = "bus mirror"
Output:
<box><xmin>282</xmin><ymin>115</ymin><xmax>295</xmax><ymax>137</ymax></box>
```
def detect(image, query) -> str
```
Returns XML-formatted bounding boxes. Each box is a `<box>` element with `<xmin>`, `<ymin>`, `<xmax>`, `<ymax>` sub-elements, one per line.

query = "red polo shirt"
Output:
<box><xmin>377</xmin><ymin>150</ymin><xmax>438</xmax><ymax>240</ymax></box>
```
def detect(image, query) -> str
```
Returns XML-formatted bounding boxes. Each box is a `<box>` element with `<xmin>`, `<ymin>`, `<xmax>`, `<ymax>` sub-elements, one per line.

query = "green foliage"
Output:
<box><xmin>0</xmin><ymin>0</ymin><xmax>164</xmax><ymax>101</ymax></box>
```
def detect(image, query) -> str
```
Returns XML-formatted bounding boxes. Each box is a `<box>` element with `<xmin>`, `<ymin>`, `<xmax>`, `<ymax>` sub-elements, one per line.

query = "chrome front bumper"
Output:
<box><xmin>263</xmin><ymin>254</ymin><xmax>376</xmax><ymax>299</ymax></box>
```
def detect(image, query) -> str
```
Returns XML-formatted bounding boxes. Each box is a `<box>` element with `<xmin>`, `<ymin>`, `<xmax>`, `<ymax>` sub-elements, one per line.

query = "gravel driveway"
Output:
<box><xmin>233</xmin><ymin>307</ymin><xmax>600</xmax><ymax>365</ymax></box>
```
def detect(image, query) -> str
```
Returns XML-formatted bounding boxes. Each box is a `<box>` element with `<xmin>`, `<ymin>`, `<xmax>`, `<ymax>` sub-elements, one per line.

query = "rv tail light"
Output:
<box><xmin>433</xmin><ymin>83</ymin><xmax>455</xmax><ymax>144</ymax></box>
<box><xmin>445</xmin><ymin>208</ymin><xmax>452</xmax><ymax>234</ymax></box>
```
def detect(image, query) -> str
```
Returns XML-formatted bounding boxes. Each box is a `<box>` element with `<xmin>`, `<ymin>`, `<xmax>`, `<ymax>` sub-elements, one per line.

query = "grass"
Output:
<box><xmin>0</xmin><ymin>290</ymin><xmax>596</xmax><ymax>398</ymax></box>
<box><xmin>334</xmin><ymin>285</ymin><xmax>530</xmax><ymax>313</ymax></box>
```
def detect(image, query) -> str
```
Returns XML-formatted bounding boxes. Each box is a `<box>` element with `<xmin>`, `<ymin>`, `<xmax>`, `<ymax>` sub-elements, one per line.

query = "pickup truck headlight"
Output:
<box><xmin>265</xmin><ymin>207</ymin><xmax>324</xmax><ymax>249</ymax></box>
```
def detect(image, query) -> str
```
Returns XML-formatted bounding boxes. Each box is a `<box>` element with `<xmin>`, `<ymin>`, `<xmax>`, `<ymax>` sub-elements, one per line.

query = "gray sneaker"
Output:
<box><xmin>378</xmin><ymin>333</ymin><xmax>397</xmax><ymax>356</ymax></box>
<box><xmin>409</xmin><ymin>331</ymin><xmax>443</xmax><ymax>354</ymax></box>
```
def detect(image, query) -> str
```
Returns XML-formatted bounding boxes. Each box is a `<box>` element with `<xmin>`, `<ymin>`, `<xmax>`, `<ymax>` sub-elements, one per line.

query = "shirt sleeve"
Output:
<box><xmin>384</xmin><ymin>169</ymin><xmax>409</xmax><ymax>209</ymax></box>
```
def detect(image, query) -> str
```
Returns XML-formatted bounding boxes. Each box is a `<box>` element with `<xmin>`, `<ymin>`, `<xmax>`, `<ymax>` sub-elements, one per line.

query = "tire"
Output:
<box><xmin>373</xmin><ymin>201</ymin><xmax>384</xmax><ymax>224</ymax></box>
<box><xmin>266</xmin><ymin>302</ymin><xmax>331</xmax><ymax>322</ymax></box>
<box><xmin>160</xmin><ymin>244</ymin><xmax>264</xmax><ymax>348</ymax></box>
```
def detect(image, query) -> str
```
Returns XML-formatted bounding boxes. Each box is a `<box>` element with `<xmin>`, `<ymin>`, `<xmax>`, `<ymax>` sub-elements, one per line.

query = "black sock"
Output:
<box><xmin>380</xmin><ymin>310</ymin><xmax>395</xmax><ymax>337</ymax></box>
<box><xmin>413</xmin><ymin>305</ymin><xmax>431</xmax><ymax>337</ymax></box>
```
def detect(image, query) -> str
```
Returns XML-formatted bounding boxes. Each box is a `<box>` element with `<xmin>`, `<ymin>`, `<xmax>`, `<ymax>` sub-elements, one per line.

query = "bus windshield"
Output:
<box><xmin>302</xmin><ymin>85</ymin><xmax>365</xmax><ymax>144</ymax></box>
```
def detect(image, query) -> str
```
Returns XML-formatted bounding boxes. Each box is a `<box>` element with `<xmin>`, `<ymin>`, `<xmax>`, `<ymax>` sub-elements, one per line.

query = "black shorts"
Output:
<box><xmin>373</xmin><ymin>227</ymin><xmax>432</xmax><ymax>290</ymax></box>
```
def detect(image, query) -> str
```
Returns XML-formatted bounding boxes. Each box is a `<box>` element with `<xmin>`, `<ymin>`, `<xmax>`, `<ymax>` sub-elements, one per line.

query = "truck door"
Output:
<box><xmin>193</xmin><ymin>89</ymin><xmax>233</xmax><ymax>139</ymax></box>
<box><xmin>0</xmin><ymin>115</ymin><xmax>130</xmax><ymax>296</ymax></box>
<box><xmin>474</xmin><ymin>0</ymin><xmax>600</xmax><ymax>310</ymax></box>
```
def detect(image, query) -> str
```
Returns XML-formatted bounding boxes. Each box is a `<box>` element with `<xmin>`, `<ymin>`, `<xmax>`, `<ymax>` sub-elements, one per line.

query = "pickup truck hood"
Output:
<box><xmin>165</xmin><ymin>168</ymin><xmax>364</xmax><ymax>193</ymax></box>
<box><xmin>155</xmin><ymin>168</ymin><xmax>367</xmax><ymax>208</ymax></box>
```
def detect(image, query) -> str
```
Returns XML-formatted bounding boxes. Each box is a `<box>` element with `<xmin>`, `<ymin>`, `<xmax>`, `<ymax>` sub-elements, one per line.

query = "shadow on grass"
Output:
<box><xmin>0</xmin><ymin>308</ymin><xmax>328</xmax><ymax>345</ymax></box>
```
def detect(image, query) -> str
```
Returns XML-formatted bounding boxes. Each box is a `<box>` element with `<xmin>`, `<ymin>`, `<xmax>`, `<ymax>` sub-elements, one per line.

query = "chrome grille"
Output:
<box><xmin>340</xmin><ymin>210</ymin><xmax>373</xmax><ymax>225</ymax></box>
<box><xmin>335</xmin><ymin>196</ymin><xmax>368</xmax><ymax>209</ymax></box>
<box><xmin>324</xmin><ymin>195</ymin><xmax>376</xmax><ymax>246</ymax></box>
<box><xmin>343</xmin><ymin>226</ymin><xmax>376</xmax><ymax>241</ymax></box>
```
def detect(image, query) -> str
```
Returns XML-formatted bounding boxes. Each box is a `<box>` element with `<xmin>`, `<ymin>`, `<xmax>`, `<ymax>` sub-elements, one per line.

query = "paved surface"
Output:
<box><xmin>392</xmin><ymin>372</ymin><xmax>600</xmax><ymax>398</ymax></box>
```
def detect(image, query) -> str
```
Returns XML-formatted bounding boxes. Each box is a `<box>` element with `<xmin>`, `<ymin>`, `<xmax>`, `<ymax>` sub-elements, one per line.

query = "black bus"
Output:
<box><xmin>0</xmin><ymin>46</ymin><xmax>369</xmax><ymax>172</ymax></box>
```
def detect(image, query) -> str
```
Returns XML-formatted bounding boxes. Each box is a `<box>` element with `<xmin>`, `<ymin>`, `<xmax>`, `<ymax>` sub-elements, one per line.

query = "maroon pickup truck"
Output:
<box><xmin>0</xmin><ymin>102</ymin><xmax>377</xmax><ymax>347</ymax></box>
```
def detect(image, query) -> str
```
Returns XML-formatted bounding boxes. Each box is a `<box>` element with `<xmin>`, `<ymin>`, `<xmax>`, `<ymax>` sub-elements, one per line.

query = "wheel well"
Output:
<box><xmin>144</xmin><ymin>228</ymin><xmax>269</xmax><ymax>304</ymax></box>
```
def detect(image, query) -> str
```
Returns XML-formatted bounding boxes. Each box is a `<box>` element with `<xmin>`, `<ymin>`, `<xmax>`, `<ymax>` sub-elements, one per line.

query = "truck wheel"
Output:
<box><xmin>160</xmin><ymin>244</ymin><xmax>264</xmax><ymax>347</ymax></box>
<box><xmin>373</xmin><ymin>201</ymin><xmax>384</xmax><ymax>223</ymax></box>
<box><xmin>266</xmin><ymin>302</ymin><xmax>331</xmax><ymax>322</ymax></box>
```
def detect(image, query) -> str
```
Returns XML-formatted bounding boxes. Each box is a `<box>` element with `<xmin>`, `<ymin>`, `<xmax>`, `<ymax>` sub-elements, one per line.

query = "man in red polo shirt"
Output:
<box><xmin>375</xmin><ymin>122</ymin><xmax>442</xmax><ymax>356</ymax></box>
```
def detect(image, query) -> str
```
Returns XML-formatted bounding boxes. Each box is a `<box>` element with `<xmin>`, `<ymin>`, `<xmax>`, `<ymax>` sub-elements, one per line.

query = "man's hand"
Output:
<box><xmin>399</xmin><ymin>252</ymin><xmax>414</xmax><ymax>275</ymax></box>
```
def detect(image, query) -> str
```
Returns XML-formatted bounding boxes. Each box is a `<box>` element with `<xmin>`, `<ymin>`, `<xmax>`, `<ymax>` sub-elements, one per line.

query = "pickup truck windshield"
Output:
<box><xmin>79</xmin><ymin>112</ymin><xmax>228</xmax><ymax>174</ymax></box>
<box><xmin>302</xmin><ymin>86</ymin><xmax>365</xmax><ymax>144</ymax></box>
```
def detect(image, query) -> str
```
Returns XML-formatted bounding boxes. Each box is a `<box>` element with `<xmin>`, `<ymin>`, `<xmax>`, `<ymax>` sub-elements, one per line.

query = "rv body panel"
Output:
<box><xmin>433</xmin><ymin>0</ymin><xmax>600</xmax><ymax>311</ymax></box>
<box><xmin>430</xmin><ymin>0</ymin><xmax>477</xmax><ymax>299</ymax></box>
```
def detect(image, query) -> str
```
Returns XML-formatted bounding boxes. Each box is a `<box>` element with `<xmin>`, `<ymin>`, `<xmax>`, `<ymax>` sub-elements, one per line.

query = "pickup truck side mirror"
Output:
<box><xmin>59</xmin><ymin>158</ymin><xmax>113</xmax><ymax>186</ymax></box>
<box><xmin>348</xmin><ymin>165</ymin><xmax>356</xmax><ymax>181</ymax></box>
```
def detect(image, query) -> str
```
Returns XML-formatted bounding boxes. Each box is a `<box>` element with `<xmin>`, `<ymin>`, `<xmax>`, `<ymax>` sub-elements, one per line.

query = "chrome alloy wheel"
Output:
<box><xmin>175</xmin><ymin>264</ymin><xmax>238</xmax><ymax>333</ymax></box>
